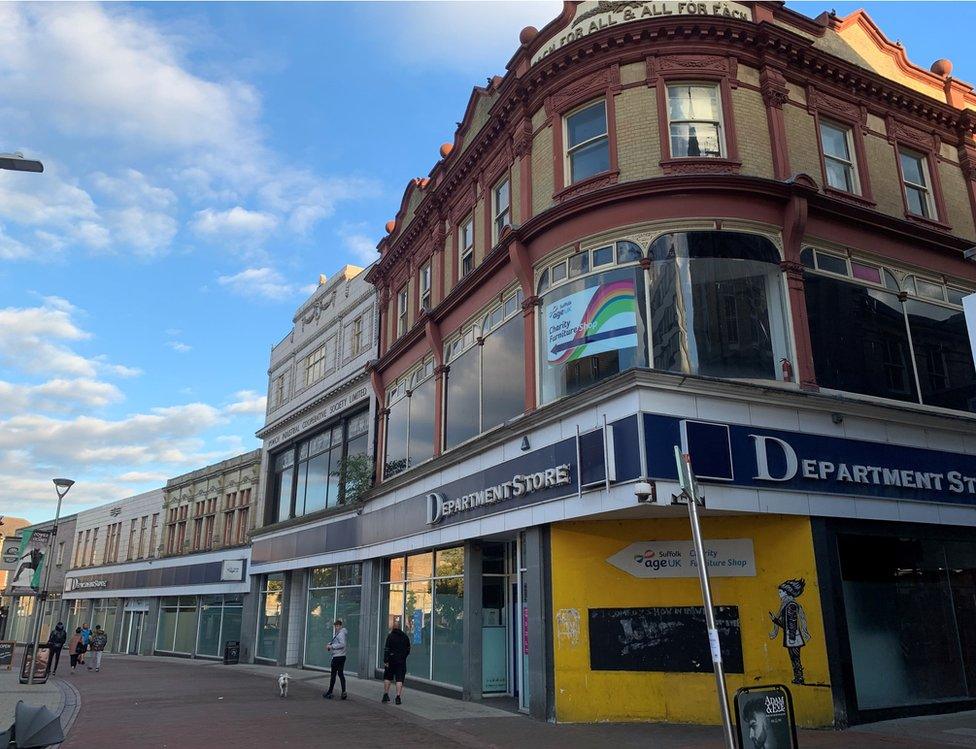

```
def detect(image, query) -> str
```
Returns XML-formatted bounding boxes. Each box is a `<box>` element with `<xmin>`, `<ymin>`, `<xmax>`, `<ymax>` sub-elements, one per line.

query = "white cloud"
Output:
<box><xmin>191</xmin><ymin>206</ymin><xmax>278</xmax><ymax>240</ymax></box>
<box><xmin>224</xmin><ymin>389</ymin><xmax>267</xmax><ymax>416</ymax></box>
<box><xmin>368</xmin><ymin>1</ymin><xmax>561</xmax><ymax>72</ymax></box>
<box><xmin>0</xmin><ymin>378</ymin><xmax>124</xmax><ymax>416</ymax></box>
<box><xmin>167</xmin><ymin>340</ymin><xmax>192</xmax><ymax>353</ymax></box>
<box><xmin>339</xmin><ymin>224</ymin><xmax>379</xmax><ymax>265</ymax></box>
<box><xmin>217</xmin><ymin>266</ymin><xmax>310</xmax><ymax>302</ymax></box>
<box><xmin>116</xmin><ymin>471</ymin><xmax>169</xmax><ymax>483</ymax></box>
<box><xmin>0</xmin><ymin>298</ymin><xmax>138</xmax><ymax>379</ymax></box>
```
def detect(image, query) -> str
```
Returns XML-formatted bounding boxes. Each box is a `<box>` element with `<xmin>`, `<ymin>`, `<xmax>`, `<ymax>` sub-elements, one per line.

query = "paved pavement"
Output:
<box><xmin>57</xmin><ymin>655</ymin><xmax>976</xmax><ymax>748</ymax></box>
<box><xmin>0</xmin><ymin>649</ymin><xmax>64</xmax><ymax>732</ymax></box>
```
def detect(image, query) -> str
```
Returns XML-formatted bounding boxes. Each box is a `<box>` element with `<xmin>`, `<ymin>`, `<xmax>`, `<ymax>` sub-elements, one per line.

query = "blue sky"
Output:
<box><xmin>1</xmin><ymin>1</ymin><xmax>973</xmax><ymax>522</ymax></box>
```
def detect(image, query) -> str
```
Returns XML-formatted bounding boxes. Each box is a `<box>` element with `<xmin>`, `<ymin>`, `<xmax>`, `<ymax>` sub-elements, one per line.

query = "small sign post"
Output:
<box><xmin>674</xmin><ymin>446</ymin><xmax>736</xmax><ymax>749</ymax></box>
<box><xmin>734</xmin><ymin>684</ymin><xmax>799</xmax><ymax>749</ymax></box>
<box><xmin>223</xmin><ymin>641</ymin><xmax>240</xmax><ymax>665</ymax></box>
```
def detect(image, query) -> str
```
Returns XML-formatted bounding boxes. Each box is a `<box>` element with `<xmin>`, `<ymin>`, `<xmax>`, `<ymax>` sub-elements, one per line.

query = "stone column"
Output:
<box><xmin>523</xmin><ymin>526</ymin><xmax>553</xmax><ymax>721</ymax></box>
<box><xmin>462</xmin><ymin>541</ymin><xmax>483</xmax><ymax>701</ymax></box>
<box><xmin>358</xmin><ymin>558</ymin><xmax>382</xmax><ymax>679</ymax></box>
<box><xmin>239</xmin><ymin>574</ymin><xmax>262</xmax><ymax>663</ymax></box>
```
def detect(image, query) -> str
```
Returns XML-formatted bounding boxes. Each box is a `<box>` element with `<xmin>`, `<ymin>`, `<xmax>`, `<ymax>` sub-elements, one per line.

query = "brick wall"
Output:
<box><xmin>532</xmin><ymin>126</ymin><xmax>554</xmax><ymax>215</ymax></box>
<box><xmin>732</xmin><ymin>86</ymin><xmax>775</xmax><ymax>179</ymax></box>
<box><xmin>784</xmin><ymin>104</ymin><xmax>823</xmax><ymax>182</ymax></box>
<box><xmin>939</xmin><ymin>160</ymin><xmax>976</xmax><ymax>238</ymax></box>
<box><xmin>864</xmin><ymin>133</ymin><xmax>905</xmax><ymax>216</ymax></box>
<box><xmin>615</xmin><ymin>87</ymin><xmax>662</xmax><ymax>182</ymax></box>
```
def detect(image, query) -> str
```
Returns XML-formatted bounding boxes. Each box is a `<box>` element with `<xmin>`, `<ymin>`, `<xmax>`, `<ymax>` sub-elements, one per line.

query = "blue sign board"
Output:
<box><xmin>644</xmin><ymin>414</ymin><xmax>976</xmax><ymax>506</ymax></box>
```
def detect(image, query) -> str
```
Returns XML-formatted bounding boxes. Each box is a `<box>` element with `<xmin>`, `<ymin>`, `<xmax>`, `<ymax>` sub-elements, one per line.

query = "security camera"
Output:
<box><xmin>635</xmin><ymin>481</ymin><xmax>656</xmax><ymax>503</ymax></box>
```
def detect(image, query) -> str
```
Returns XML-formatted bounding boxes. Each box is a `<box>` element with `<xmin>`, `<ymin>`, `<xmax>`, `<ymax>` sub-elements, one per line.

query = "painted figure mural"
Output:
<box><xmin>768</xmin><ymin>578</ymin><xmax>810</xmax><ymax>685</ymax></box>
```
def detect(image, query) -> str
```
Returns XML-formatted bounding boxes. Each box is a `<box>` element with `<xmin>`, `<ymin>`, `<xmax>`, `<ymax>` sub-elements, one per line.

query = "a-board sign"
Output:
<box><xmin>588</xmin><ymin>606</ymin><xmax>743</xmax><ymax>673</ymax></box>
<box><xmin>223</xmin><ymin>641</ymin><xmax>240</xmax><ymax>665</ymax></box>
<box><xmin>734</xmin><ymin>684</ymin><xmax>799</xmax><ymax>749</ymax></box>
<box><xmin>19</xmin><ymin>644</ymin><xmax>51</xmax><ymax>684</ymax></box>
<box><xmin>0</xmin><ymin>641</ymin><xmax>14</xmax><ymax>670</ymax></box>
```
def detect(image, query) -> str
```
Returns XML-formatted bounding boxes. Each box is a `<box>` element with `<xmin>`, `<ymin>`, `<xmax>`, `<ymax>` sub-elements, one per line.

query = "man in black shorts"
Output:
<box><xmin>381</xmin><ymin>620</ymin><xmax>411</xmax><ymax>705</ymax></box>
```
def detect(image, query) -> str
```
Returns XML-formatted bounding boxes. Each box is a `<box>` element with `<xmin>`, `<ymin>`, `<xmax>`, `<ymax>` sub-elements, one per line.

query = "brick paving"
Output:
<box><xmin>59</xmin><ymin>656</ymin><xmax>971</xmax><ymax>749</ymax></box>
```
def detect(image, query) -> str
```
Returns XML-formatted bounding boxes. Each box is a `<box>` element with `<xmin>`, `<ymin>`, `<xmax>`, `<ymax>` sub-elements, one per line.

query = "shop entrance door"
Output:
<box><xmin>121</xmin><ymin>611</ymin><xmax>144</xmax><ymax>655</ymax></box>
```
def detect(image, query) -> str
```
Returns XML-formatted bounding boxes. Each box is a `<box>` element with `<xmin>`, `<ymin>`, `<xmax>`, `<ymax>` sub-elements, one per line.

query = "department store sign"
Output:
<box><xmin>644</xmin><ymin>415</ymin><xmax>976</xmax><ymax>506</ymax></box>
<box><xmin>531</xmin><ymin>0</ymin><xmax>752</xmax><ymax>66</ymax></box>
<box><xmin>265</xmin><ymin>384</ymin><xmax>369</xmax><ymax>448</ymax></box>
<box><xmin>607</xmin><ymin>539</ymin><xmax>756</xmax><ymax>578</ymax></box>
<box><xmin>426</xmin><ymin>464</ymin><xmax>572</xmax><ymax>525</ymax></box>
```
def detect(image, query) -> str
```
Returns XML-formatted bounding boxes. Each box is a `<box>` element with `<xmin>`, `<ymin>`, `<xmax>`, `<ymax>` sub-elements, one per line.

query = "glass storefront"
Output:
<box><xmin>839</xmin><ymin>533</ymin><xmax>976</xmax><ymax>711</ymax></box>
<box><xmin>304</xmin><ymin>564</ymin><xmax>361</xmax><ymax>671</ymax></box>
<box><xmin>155</xmin><ymin>596</ymin><xmax>197</xmax><ymax>654</ymax></box>
<box><xmin>8</xmin><ymin>597</ymin><xmax>35</xmax><ymax>643</ymax></box>
<box><xmin>256</xmin><ymin>573</ymin><xmax>284</xmax><ymax>661</ymax></box>
<box><xmin>197</xmin><ymin>595</ymin><xmax>243</xmax><ymax>658</ymax></box>
<box><xmin>64</xmin><ymin>599</ymin><xmax>86</xmax><ymax>637</ymax></box>
<box><xmin>378</xmin><ymin>548</ymin><xmax>464</xmax><ymax>686</ymax></box>
<box><xmin>92</xmin><ymin>598</ymin><xmax>119</xmax><ymax>653</ymax></box>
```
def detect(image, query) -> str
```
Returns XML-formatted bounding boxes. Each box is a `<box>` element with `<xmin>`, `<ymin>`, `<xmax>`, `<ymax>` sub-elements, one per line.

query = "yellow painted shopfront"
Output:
<box><xmin>549</xmin><ymin>515</ymin><xmax>834</xmax><ymax>726</ymax></box>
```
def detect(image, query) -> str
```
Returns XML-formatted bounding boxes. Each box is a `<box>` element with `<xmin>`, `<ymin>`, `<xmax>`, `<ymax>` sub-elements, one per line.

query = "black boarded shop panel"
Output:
<box><xmin>588</xmin><ymin>606</ymin><xmax>744</xmax><ymax>673</ymax></box>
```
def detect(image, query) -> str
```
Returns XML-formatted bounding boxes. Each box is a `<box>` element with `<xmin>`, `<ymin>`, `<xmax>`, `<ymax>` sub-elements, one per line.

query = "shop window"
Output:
<box><xmin>444</xmin><ymin>292</ymin><xmax>525</xmax><ymax>449</ymax></box>
<box><xmin>155</xmin><ymin>596</ymin><xmax>197</xmax><ymax>654</ymax></box>
<box><xmin>257</xmin><ymin>574</ymin><xmax>284</xmax><ymax>661</ymax></box>
<box><xmin>305</xmin><ymin>564</ymin><xmax>361</xmax><ymax>672</ymax></box>
<box><xmin>459</xmin><ymin>216</ymin><xmax>474</xmax><ymax>278</ymax></box>
<box><xmin>384</xmin><ymin>363</ymin><xmax>435</xmax><ymax>478</ymax></box>
<box><xmin>379</xmin><ymin>549</ymin><xmax>464</xmax><ymax>687</ymax></box>
<box><xmin>648</xmin><ymin>232</ymin><xmax>788</xmax><ymax>382</ymax></box>
<box><xmin>272</xmin><ymin>450</ymin><xmax>295</xmax><ymax>523</ymax></box>
<box><xmin>839</xmin><ymin>534</ymin><xmax>976</xmax><ymax>710</ymax></box>
<box><xmin>197</xmin><ymin>594</ymin><xmax>243</xmax><ymax>659</ymax></box>
<box><xmin>819</xmin><ymin>120</ymin><xmax>860</xmax><ymax>194</ymax></box>
<box><xmin>91</xmin><ymin>598</ymin><xmax>119</xmax><ymax>653</ymax></box>
<box><xmin>493</xmin><ymin>177</ymin><xmax>511</xmax><ymax>243</ymax></box>
<box><xmin>899</xmin><ymin>148</ymin><xmax>935</xmax><ymax>218</ymax></box>
<box><xmin>666</xmin><ymin>83</ymin><xmax>724</xmax><ymax>158</ymax></box>
<box><xmin>565</xmin><ymin>100</ymin><xmax>609</xmax><ymax>184</ymax></box>
<box><xmin>804</xmin><ymin>254</ymin><xmax>976</xmax><ymax>412</ymax></box>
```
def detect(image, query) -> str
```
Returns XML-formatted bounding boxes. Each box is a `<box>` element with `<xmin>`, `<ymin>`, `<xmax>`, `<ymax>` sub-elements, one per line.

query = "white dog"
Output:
<box><xmin>277</xmin><ymin>673</ymin><xmax>290</xmax><ymax>698</ymax></box>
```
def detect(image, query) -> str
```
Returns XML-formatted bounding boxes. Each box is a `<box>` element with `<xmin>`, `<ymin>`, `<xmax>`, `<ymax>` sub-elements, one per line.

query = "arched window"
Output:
<box><xmin>647</xmin><ymin>232</ymin><xmax>789</xmax><ymax>381</ymax></box>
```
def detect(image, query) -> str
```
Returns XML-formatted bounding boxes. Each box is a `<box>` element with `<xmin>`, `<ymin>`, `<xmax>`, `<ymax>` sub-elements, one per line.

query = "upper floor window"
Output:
<box><xmin>304</xmin><ymin>345</ymin><xmax>326</xmax><ymax>387</ymax></box>
<box><xmin>800</xmin><ymin>247</ymin><xmax>975</xmax><ymax>412</ymax></box>
<box><xmin>351</xmin><ymin>316</ymin><xmax>364</xmax><ymax>357</ymax></box>
<box><xmin>397</xmin><ymin>287</ymin><xmax>408</xmax><ymax>337</ymax></box>
<box><xmin>383</xmin><ymin>361</ymin><xmax>435</xmax><ymax>478</ymax></box>
<box><xmin>666</xmin><ymin>83</ymin><xmax>724</xmax><ymax>158</ymax></box>
<box><xmin>324</xmin><ymin>335</ymin><xmax>338</xmax><ymax>372</ymax></box>
<box><xmin>419</xmin><ymin>263</ymin><xmax>432</xmax><ymax>312</ymax></box>
<box><xmin>899</xmin><ymin>148</ymin><xmax>935</xmax><ymax>218</ymax></box>
<box><xmin>459</xmin><ymin>216</ymin><xmax>474</xmax><ymax>278</ymax></box>
<box><xmin>565</xmin><ymin>100</ymin><xmax>609</xmax><ymax>183</ymax></box>
<box><xmin>271</xmin><ymin>374</ymin><xmax>285</xmax><ymax>409</ymax></box>
<box><xmin>493</xmin><ymin>178</ymin><xmax>511</xmax><ymax>242</ymax></box>
<box><xmin>820</xmin><ymin>120</ymin><xmax>860</xmax><ymax>194</ymax></box>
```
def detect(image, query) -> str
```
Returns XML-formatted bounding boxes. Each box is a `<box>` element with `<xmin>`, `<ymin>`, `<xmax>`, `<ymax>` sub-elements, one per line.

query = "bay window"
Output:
<box><xmin>384</xmin><ymin>361</ymin><xmax>435</xmax><ymax>477</ymax></box>
<box><xmin>444</xmin><ymin>292</ymin><xmax>525</xmax><ymax>449</ymax></box>
<box><xmin>565</xmin><ymin>100</ymin><xmax>609</xmax><ymax>183</ymax></box>
<box><xmin>666</xmin><ymin>83</ymin><xmax>724</xmax><ymax>158</ymax></box>
<box><xmin>802</xmin><ymin>248</ymin><xmax>975</xmax><ymax>412</ymax></box>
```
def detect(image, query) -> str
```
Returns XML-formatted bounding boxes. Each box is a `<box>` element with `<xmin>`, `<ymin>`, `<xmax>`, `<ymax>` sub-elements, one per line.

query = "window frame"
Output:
<box><xmin>492</xmin><ymin>177</ymin><xmax>511</xmax><ymax>243</ymax></box>
<box><xmin>818</xmin><ymin>118</ymin><xmax>861</xmax><ymax>195</ymax></box>
<box><xmin>419</xmin><ymin>262</ymin><xmax>432</xmax><ymax>312</ymax></box>
<box><xmin>664</xmin><ymin>81</ymin><xmax>726</xmax><ymax>160</ymax></box>
<box><xmin>897</xmin><ymin>147</ymin><xmax>936</xmax><ymax>220</ymax></box>
<box><xmin>458</xmin><ymin>215</ymin><xmax>475</xmax><ymax>279</ymax></box>
<box><xmin>382</xmin><ymin>358</ymin><xmax>435</xmax><ymax>479</ymax></box>
<box><xmin>396</xmin><ymin>286</ymin><xmax>409</xmax><ymax>337</ymax></box>
<box><xmin>304</xmin><ymin>345</ymin><xmax>326</xmax><ymax>387</ymax></box>
<box><xmin>563</xmin><ymin>99</ymin><xmax>611</xmax><ymax>186</ymax></box>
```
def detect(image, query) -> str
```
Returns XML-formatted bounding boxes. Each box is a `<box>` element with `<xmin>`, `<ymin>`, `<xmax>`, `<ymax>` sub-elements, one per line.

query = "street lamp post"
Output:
<box><xmin>0</xmin><ymin>152</ymin><xmax>43</xmax><ymax>173</ymax></box>
<box><xmin>26</xmin><ymin>479</ymin><xmax>73</xmax><ymax>685</ymax></box>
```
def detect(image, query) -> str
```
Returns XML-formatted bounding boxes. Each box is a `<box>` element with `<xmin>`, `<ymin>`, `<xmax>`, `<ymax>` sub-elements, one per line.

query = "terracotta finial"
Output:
<box><xmin>385</xmin><ymin>220</ymin><xmax>396</xmax><ymax>234</ymax></box>
<box><xmin>519</xmin><ymin>26</ymin><xmax>538</xmax><ymax>45</ymax></box>
<box><xmin>439</xmin><ymin>142</ymin><xmax>453</xmax><ymax>159</ymax></box>
<box><xmin>931</xmin><ymin>58</ymin><xmax>953</xmax><ymax>78</ymax></box>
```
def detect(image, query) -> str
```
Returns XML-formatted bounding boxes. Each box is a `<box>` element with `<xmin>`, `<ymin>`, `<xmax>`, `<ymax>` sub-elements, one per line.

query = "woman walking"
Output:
<box><xmin>67</xmin><ymin>628</ymin><xmax>84</xmax><ymax>674</ymax></box>
<box><xmin>322</xmin><ymin>619</ymin><xmax>348</xmax><ymax>700</ymax></box>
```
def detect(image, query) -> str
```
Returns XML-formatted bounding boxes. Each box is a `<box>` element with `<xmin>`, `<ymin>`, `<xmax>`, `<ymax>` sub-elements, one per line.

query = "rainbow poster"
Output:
<box><xmin>546</xmin><ymin>278</ymin><xmax>638</xmax><ymax>363</ymax></box>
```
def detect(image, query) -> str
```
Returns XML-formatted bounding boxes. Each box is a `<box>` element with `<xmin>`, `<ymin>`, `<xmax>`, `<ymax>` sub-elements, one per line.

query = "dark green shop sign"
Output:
<box><xmin>734</xmin><ymin>684</ymin><xmax>798</xmax><ymax>749</ymax></box>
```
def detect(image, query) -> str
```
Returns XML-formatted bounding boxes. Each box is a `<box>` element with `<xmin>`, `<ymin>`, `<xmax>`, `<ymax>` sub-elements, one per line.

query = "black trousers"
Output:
<box><xmin>328</xmin><ymin>656</ymin><xmax>346</xmax><ymax>694</ymax></box>
<box><xmin>49</xmin><ymin>646</ymin><xmax>62</xmax><ymax>673</ymax></box>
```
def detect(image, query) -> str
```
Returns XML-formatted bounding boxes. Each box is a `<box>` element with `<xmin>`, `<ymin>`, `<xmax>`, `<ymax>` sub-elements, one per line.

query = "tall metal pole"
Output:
<box><xmin>675</xmin><ymin>449</ymin><xmax>736</xmax><ymax>749</ymax></box>
<box><xmin>27</xmin><ymin>479</ymin><xmax>72</xmax><ymax>685</ymax></box>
